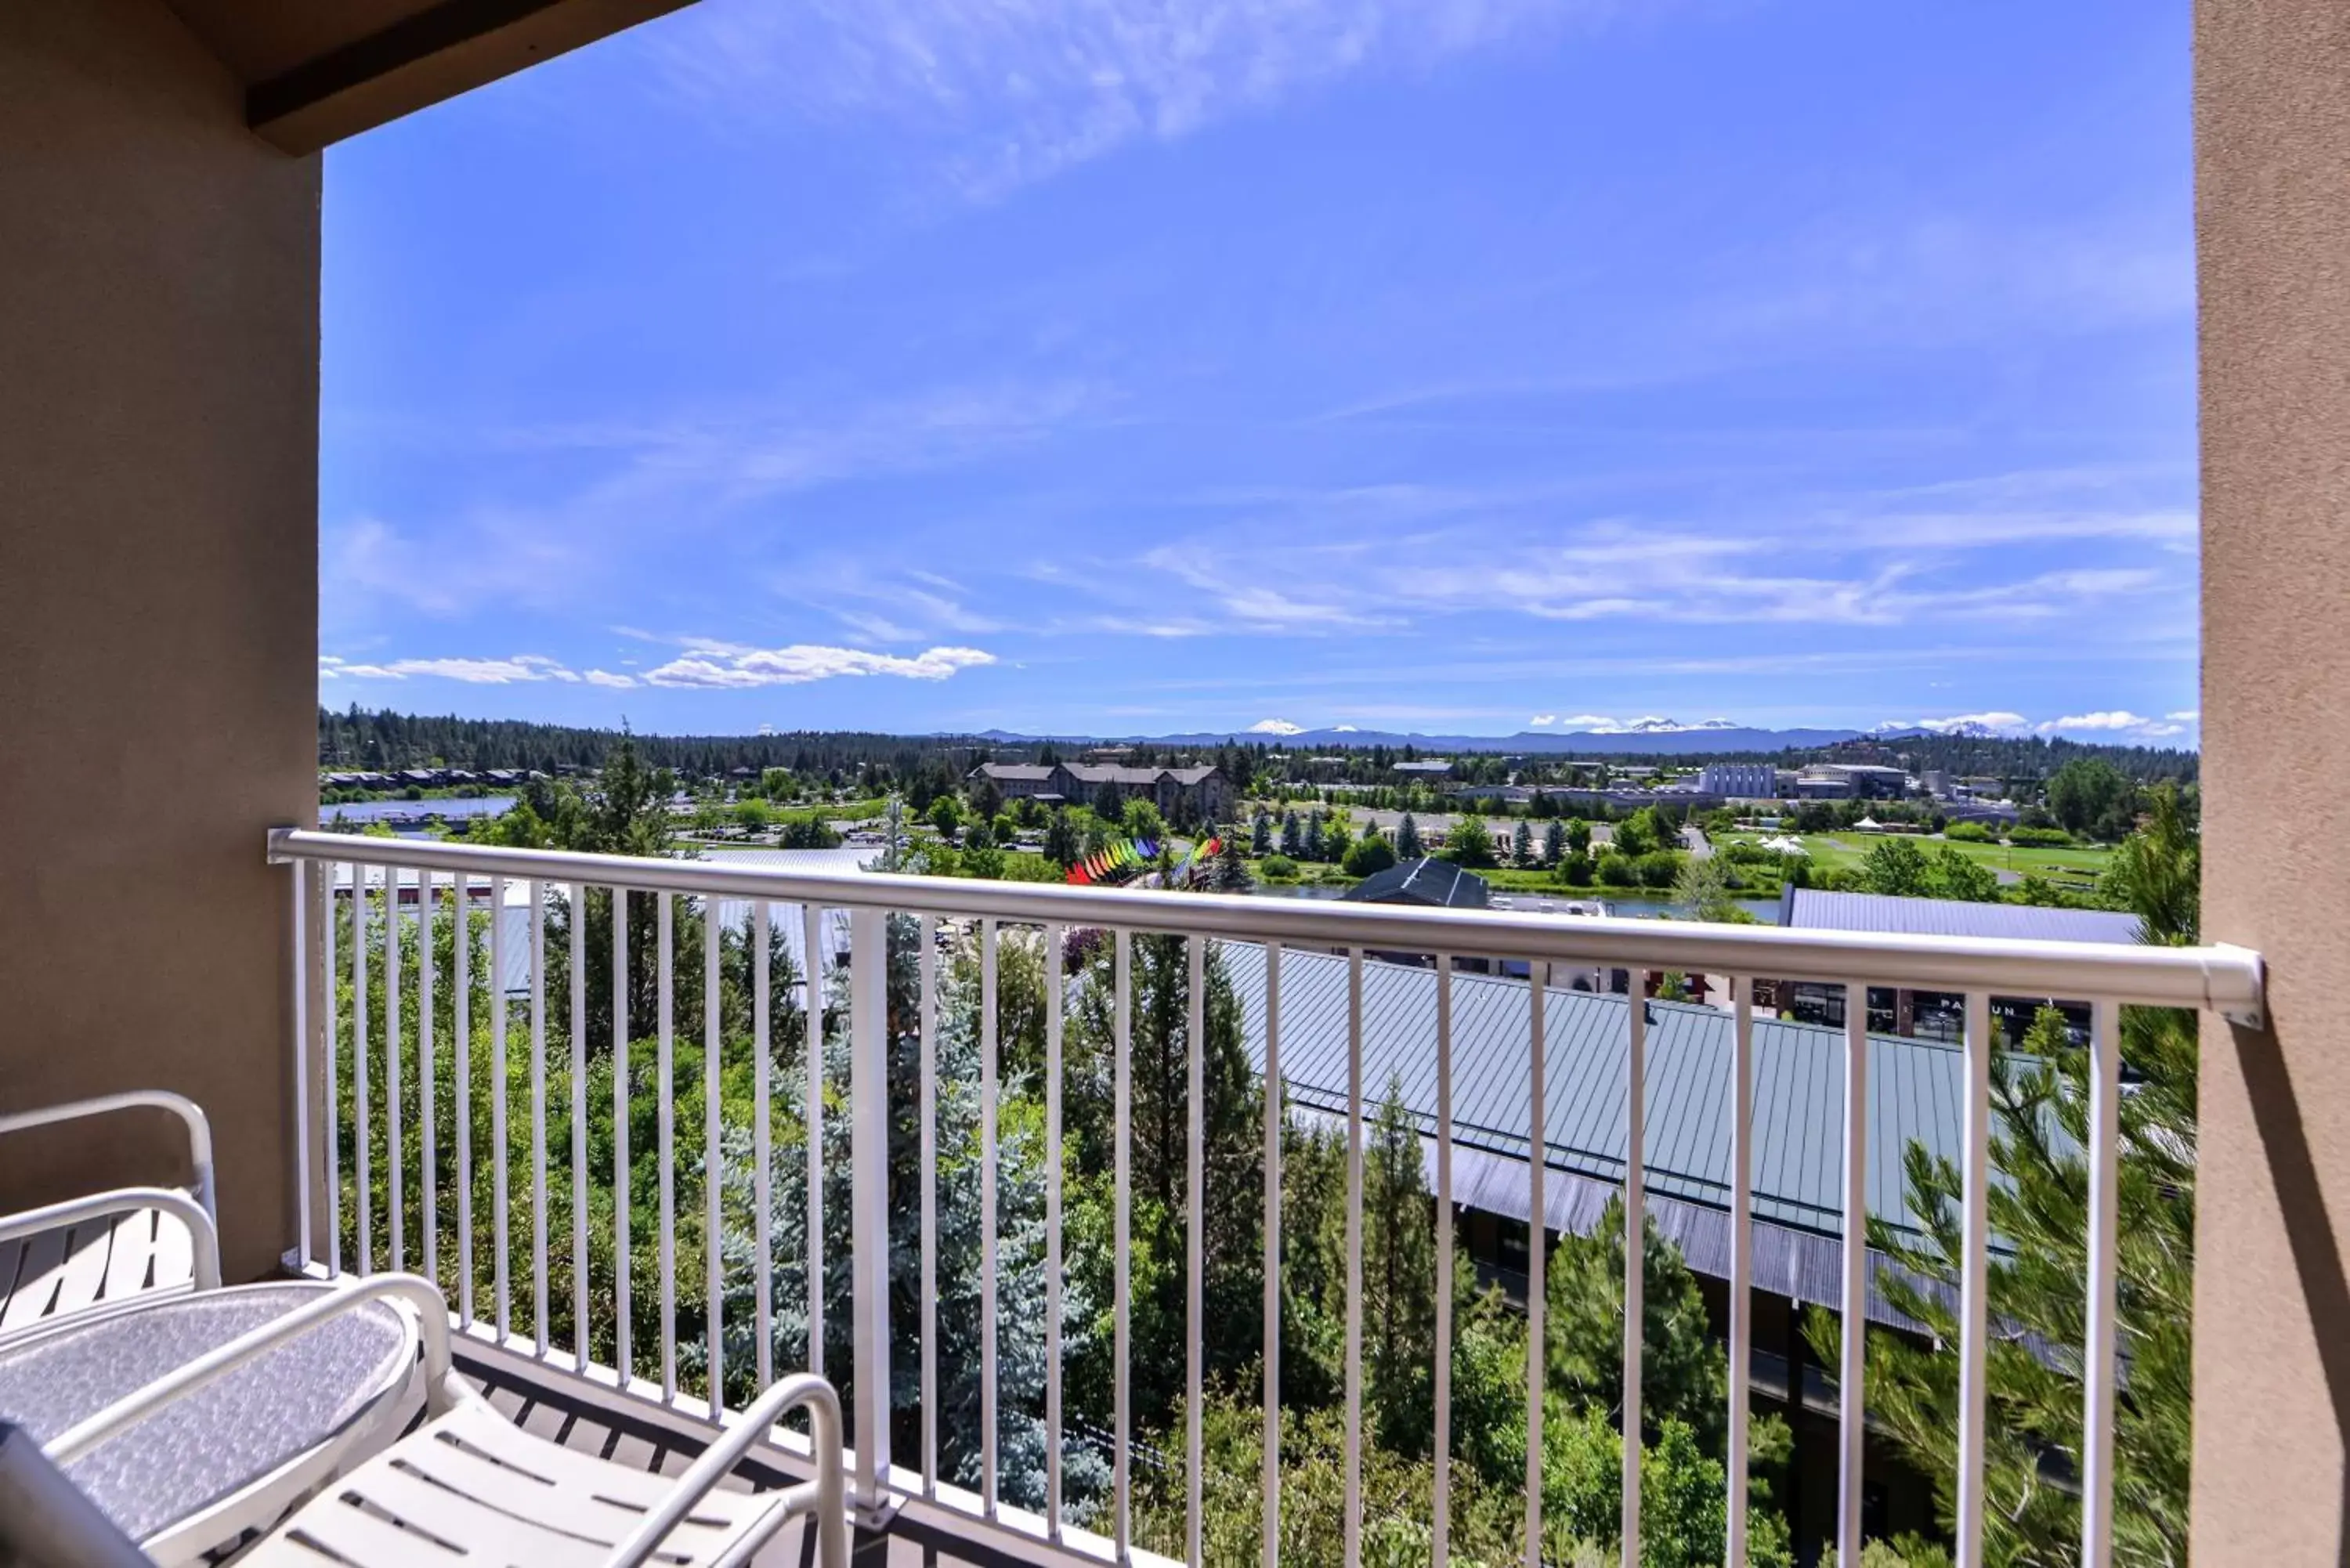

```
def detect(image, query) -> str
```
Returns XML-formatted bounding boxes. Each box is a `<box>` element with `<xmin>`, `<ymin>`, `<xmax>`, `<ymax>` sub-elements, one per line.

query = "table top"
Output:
<box><xmin>0</xmin><ymin>1280</ymin><xmax>414</xmax><ymax>1545</ymax></box>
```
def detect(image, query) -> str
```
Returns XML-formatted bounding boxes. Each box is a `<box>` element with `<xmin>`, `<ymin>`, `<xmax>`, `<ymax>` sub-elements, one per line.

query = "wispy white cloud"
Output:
<box><xmin>1528</xmin><ymin>714</ymin><xmax>1558</xmax><ymax>727</ymax></box>
<box><xmin>325</xmin><ymin>381</ymin><xmax>1105</xmax><ymax>626</ymax></box>
<box><xmin>1683</xmin><ymin>213</ymin><xmax>2194</xmax><ymax>355</ymax></box>
<box><xmin>641</xmin><ymin>0</ymin><xmax>1598</xmax><ymax>201</ymax></box>
<box><xmin>322</xmin><ymin>644</ymin><xmax>992</xmax><ymax>691</ymax></box>
<box><xmin>2167</xmin><ymin>709</ymin><xmax>2200</xmax><ymax>721</ymax></box>
<box><xmin>1140</xmin><ymin>547</ymin><xmax>1388</xmax><ymax>631</ymax></box>
<box><xmin>639</xmin><ymin>643</ymin><xmax>997</xmax><ymax>688</ymax></box>
<box><xmin>1307</xmin><ymin>550</ymin><xmax>2168</xmax><ymax>629</ymax></box>
<box><xmin>324</xmin><ymin>516</ymin><xmax>595</xmax><ymax>623</ymax></box>
<box><xmin>2037</xmin><ymin>710</ymin><xmax>2188</xmax><ymax>739</ymax></box>
<box><xmin>2041</xmin><ymin>710</ymin><xmax>2153</xmax><ymax>732</ymax></box>
<box><xmin>320</xmin><ymin>654</ymin><xmax>588</xmax><ymax>685</ymax></box>
<box><xmin>800</xmin><ymin>574</ymin><xmax>1009</xmax><ymax>644</ymax></box>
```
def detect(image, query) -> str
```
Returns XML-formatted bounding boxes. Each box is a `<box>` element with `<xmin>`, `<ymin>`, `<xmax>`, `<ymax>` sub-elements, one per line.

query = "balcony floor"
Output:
<box><xmin>459</xmin><ymin>1348</ymin><xmax>1068</xmax><ymax>1568</ymax></box>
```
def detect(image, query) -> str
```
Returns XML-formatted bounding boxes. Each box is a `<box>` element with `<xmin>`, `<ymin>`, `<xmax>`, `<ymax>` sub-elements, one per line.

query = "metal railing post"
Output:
<box><xmin>848</xmin><ymin>905</ymin><xmax>894</xmax><ymax>1517</ymax></box>
<box><xmin>257</xmin><ymin>828</ymin><xmax>2269</xmax><ymax>1562</ymax></box>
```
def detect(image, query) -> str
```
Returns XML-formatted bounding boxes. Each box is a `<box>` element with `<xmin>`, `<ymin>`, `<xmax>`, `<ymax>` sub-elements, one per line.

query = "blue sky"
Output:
<box><xmin>320</xmin><ymin>0</ymin><xmax>2200</xmax><ymax>744</ymax></box>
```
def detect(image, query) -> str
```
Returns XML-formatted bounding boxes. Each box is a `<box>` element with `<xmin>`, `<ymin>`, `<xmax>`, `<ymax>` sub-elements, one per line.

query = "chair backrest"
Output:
<box><xmin>0</xmin><ymin>1421</ymin><xmax>154</xmax><ymax>1568</ymax></box>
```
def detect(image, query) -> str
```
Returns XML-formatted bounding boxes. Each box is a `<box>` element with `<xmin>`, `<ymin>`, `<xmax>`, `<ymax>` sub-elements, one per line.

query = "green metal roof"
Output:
<box><xmin>1224</xmin><ymin>943</ymin><xmax>1963</xmax><ymax>1245</ymax></box>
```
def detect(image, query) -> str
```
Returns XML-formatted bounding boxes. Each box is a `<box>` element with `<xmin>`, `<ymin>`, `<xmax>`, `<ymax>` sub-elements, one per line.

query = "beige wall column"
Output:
<box><xmin>2196</xmin><ymin>1</ymin><xmax>2350</xmax><ymax>1557</ymax></box>
<box><xmin>0</xmin><ymin>1</ymin><xmax>317</xmax><ymax>1281</ymax></box>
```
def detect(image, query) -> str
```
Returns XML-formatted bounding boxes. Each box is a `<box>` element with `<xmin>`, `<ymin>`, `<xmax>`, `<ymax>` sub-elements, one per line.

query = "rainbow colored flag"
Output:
<box><xmin>1064</xmin><ymin>835</ymin><xmax>1179</xmax><ymax>885</ymax></box>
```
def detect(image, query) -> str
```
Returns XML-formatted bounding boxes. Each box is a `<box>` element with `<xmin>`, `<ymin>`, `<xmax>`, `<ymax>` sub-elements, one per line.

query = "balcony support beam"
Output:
<box><xmin>2195</xmin><ymin>0</ymin><xmax>2350</xmax><ymax>1557</ymax></box>
<box><xmin>241</xmin><ymin>0</ymin><xmax>697</xmax><ymax>155</ymax></box>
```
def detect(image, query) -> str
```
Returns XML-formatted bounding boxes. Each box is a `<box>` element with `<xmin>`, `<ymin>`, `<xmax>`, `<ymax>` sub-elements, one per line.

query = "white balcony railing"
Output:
<box><xmin>268</xmin><ymin>826</ymin><xmax>2262</xmax><ymax>1567</ymax></box>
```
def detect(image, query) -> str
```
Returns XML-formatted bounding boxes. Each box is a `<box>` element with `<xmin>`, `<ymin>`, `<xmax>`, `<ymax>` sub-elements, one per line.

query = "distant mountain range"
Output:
<box><xmin>963</xmin><ymin>721</ymin><xmax>1890</xmax><ymax>755</ymax></box>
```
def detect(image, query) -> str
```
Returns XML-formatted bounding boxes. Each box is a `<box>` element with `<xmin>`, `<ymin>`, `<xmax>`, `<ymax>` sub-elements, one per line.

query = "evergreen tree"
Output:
<box><xmin>1546</xmin><ymin>1198</ymin><xmax>1726</xmax><ymax>1447</ymax></box>
<box><xmin>1280</xmin><ymin>810</ymin><xmax>1303</xmax><ymax>858</ymax></box>
<box><xmin>1543</xmin><ymin>818</ymin><xmax>1566</xmax><ymax>867</ymax></box>
<box><xmin>1396</xmin><ymin>812</ymin><xmax>1423</xmax><ymax>859</ymax></box>
<box><xmin>2100</xmin><ymin>784</ymin><xmax>2193</xmax><ymax>941</ymax></box>
<box><xmin>1813</xmin><ymin>797</ymin><xmax>2202</xmax><ymax>1565</ymax></box>
<box><xmin>1205</xmin><ymin>831</ymin><xmax>1255</xmax><ymax>891</ymax></box>
<box><xmin>1063</xmin><ymin>934</ymin><xmax>1267</xmax><ymax>1433</ymax></box>
<box><xmin>721</xmin><ymin>919</ymin><xmax>1105</xmax><ymax>1511</ymax></box>
<box><xmin>970</xmin><ymin>773</ymin><xmax>1005</xmax><ymax>824</ymax></box>
<box><xmin>1513</xmin><ymin>818</ymin><xmax>1535</xmax><ymax>866</ymax></box>
<box><xmin>476</xmin><ymin>737</ymin><xmax>703</xmax><ymax>1049</ymax></box>
<box><xmin>1251</xmin><ymin>808</ymin><xmax>1274</xmax><ymax>857</ymax></box>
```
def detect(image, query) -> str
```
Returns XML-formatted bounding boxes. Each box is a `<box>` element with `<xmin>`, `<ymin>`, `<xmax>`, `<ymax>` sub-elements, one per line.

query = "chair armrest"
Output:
<box><xmin>0</xmin><ymin>1093</ymin><xmax>215</xmax><ymax>1223</ymax></box>
<box><xmin>0</xmin><ymin>1188</ymin><xmax>221</xmax><ymax>1294</ymax></box>
<box><xmin>43</xmin><ymin>1274</ymin><xmax>456</xmax><ymax>1468</ymax></box>
<box><xmin>602</xmin><ymin>1372</ymin><xmax>848</xmax><ymax>1568</ymax></box>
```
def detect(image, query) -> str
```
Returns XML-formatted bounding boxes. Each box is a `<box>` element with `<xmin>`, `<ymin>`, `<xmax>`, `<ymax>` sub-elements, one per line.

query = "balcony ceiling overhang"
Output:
<box><xmin>165</xmin><ymin>0</ymin><xmax>697</xmax><ymax>154</ymax></box>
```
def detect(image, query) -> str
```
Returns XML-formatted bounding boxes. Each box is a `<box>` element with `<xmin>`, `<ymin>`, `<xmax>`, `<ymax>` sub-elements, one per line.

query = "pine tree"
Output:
<box><xmin>1813</xmin><ymin>793</ymin><xmax>2201</xmax><ymax>1565</ymax></box>
<box><xmin>1543</xmin><ymin>818</ymin><xmax>1566</xmax><ymax>867</ymax></box>
<box><xmin>1396</xmin><ymin>812</ymin><xmax>1423</xmax><ymax>858</ymax></box>
<box><xmin>1063</xmin><ymin>934</ymin><xmax>1266</xmax><ymax>1432</ymax></box>
<box><xmin>1042</xmin><ymin>808</ymin><xmax>1079</xmax><ymax>869</ymax></box>
<box><xmin>1206</xmin><ymin>831</ymin><xmax>1253</xmax><ymax>891</ymax></box>
<box><xmin>1513</xmin><ymin>818</ymin><xmax>1535</xmax><ymax>866</ymax></box>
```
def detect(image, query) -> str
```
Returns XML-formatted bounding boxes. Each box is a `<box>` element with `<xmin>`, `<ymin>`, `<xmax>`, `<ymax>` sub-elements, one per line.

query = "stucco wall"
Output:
<box><xmin>2195</xmin><ymin>0</ymin><xmax>2350</xmax><ymax>1557</ymax></box>
<box><xmin>0</xmin><ymin>1</ymin><xmax>317</xmax><ymax>1280</ymax></box>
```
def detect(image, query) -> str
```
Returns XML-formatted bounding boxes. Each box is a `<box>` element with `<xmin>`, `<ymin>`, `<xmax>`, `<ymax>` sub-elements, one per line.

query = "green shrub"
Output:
<box><xmin>1340</xmin><ymin>835</ymin><xmax>1397</xmax><ymax>878</ymax></box>
<box><xmin>1944</xmin><ymin>820</ymin><xmax>1994</xmax><ymax>843</ymax></box>
<box><xmin>1596</xmin><ymin>854</ymin><xmax>1638</xmax><ymax>888</ymax></box>
<box><xmin>2008</xmin><ymin>825</ymin><xmax>2073</xmax><ymax>847</ymax></box>
<box><xmin>1260</xmin><ymin>854</ymin><xmax>1300</xmax><ymax>880</ymax></box>
<box><xmin>1636</xmin><ymin>850</ymin><xmax>1684</xmax><ymax>889</ymax></box>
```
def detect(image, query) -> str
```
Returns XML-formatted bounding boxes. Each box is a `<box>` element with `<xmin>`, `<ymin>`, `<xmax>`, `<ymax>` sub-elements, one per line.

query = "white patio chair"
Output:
<box><xmin>34</xmin><ymin>1273</ymin><xmax>851</xmax><ymax>1568</ymax></box>
<box><xmin>0</xmin><ymin>1277</ymin><xmax>425</xmax><ymax>1563</ymax></box>
<box><xmin>0</xmin><ymin>1092</ymin><xmax>219</xmax><ymax>1342</ymax></box>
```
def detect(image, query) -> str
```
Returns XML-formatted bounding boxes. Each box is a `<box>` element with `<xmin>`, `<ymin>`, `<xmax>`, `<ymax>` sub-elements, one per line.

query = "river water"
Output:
<box><xmin>320</xmin><ymin>795</ymin><xmax>515</xmax><ymax>826</ymax></box>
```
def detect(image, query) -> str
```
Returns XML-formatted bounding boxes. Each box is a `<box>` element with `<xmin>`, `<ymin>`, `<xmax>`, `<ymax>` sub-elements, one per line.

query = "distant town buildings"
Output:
<box><xmin>1791</xmin><ymin>763</ymin><xmax>1910</xmax><ymax>800</ymax></box>
<box><xmin>321</xmin><ymin>767</ymin><xmax>527</xmax><ymax>791</ymax></box>
<box><xmin>968</xmin><ymin>761</ymin><xmax>1230</xmax><ymax>821</ymax></box>
<box><xmin>1696</xmin><ymin>762</ymin><xmax>1777</xmax><ymax>797</ymax></box>
<box><xmin>1755</xmin><ymin>889</ymin><xmax>2145</xmax><ymax>1045</ymax></box>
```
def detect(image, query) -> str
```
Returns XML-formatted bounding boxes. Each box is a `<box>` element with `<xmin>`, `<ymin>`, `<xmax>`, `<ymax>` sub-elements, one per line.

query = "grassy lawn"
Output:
<box><xmin>1240</xmin><ymin>858</ymin><xmax>1786</xmax><ymax>900</ymax></box>
<box><xmin>1718</xmin><ymin>831</ymin><xmax>2111</xmax><ymax>886</ymax></box>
